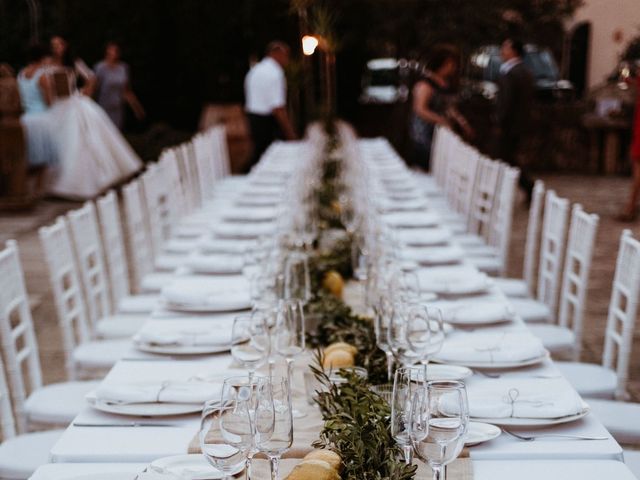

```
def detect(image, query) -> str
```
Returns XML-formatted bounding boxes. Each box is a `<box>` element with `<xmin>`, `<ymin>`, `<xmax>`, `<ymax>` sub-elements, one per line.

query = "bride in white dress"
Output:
<box><xmin>47</xmin><ymin>35</ymin><xmax>142</xmax><ymax>199</ymax></box>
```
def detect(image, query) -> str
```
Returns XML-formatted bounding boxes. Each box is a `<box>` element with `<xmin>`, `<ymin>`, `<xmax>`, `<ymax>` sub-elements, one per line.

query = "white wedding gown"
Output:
<box><xmin>48</xmin><ymin>71</ymin><xmax>142</xmax><ymax>199</ymax></box>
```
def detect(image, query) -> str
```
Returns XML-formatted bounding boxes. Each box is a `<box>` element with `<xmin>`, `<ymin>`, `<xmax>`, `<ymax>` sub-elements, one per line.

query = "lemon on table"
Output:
<box><xmin>286</xmin><ymin>459</ymin><xmax>340</xmax><ymax>480</ymax></box>
<box><xmin>303</xmin><ymin>450</ymin><xmax>342</xmax><ymax>472</ymax></box>
<box><xmin>324</xmin><ymin>341</ymin><xmax>357</xmax><ymax>357</ymax></box>
<box><xmin>322</xmin><ymin>270</ymin><xmax>345</xmax><ymax>298</ymax></box>
<box><xmin>330</xmin><ymin>200</ymin><xmax>342</xmax><ymax>215</ymax></box>
<box><xmin>322</xmin><ymin>349</ymin><xmax>355</xmax><ymax>369</ymax></box>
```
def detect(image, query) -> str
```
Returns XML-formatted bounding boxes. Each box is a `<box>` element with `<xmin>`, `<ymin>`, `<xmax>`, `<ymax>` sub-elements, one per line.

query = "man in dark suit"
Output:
<box><xmin>495</xmin><ymin>37</ymin><xmax>534</xmax><ymax>201</ymax></box>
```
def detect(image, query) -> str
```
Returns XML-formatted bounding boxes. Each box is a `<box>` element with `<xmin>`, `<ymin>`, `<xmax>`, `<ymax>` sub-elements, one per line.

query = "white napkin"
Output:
<box><xmin>134</xmin><ymin>329</ymin><xmax>231</xmax><ymax>347</ymax></box>
<box><xmin>199</xmin><ymin>238</ymin><xmax>256</xmax><ymax>254</ymax></box>
<box><xmin>465</xmin><ymin>378</ymin><xmax>584</xmax><ymax>419</ymax></box>
<box><xmin>384</xmin><ymin>212</ymin><xmax>440</xmax><ymax>228</ymax></box>
<box><xmin>378</xmin><ymin>197</ymin><xmax>428</xmax><ymax>213</ymax></box>
<box><xmin>184</xmin><ymin>253</ymin><xmax>244</xmax><ymax>274</ymax></box>
<box><xmin>94</xmin><ymin>381</ymin><xmax>221</xmax><ymax>405</ymax></box>
<box><xmin>402</xmin><ymin>246</ymin><xmax>464</xmax><ymax>265</ymax></box>
<box><xmin>235</xmin><ymin>195</ymin><xmax>280</xmax><ymax>207</ymax></box>
<box><xmin>435</xmin><ymin>332</ymin><xmax>546</xmax><ymax>365</ymax></box>
<box><xmin>396</xmin><ymin>227</ymin><xmax>452</xmax><ymax>246</ymax></box>
<box><xmin>417</xmin><ymin>270</ymin><xmax>491</xmax><ymax>295</ymax></box>
<box><xmin>222</xmin><ymin>207</ymin><xmax>276</xmax><ymax>223</ymax></box>
<box><xmin>212</xmin><ymin>222</ymin><xmax>275</xmax><ymax>239</ymax></box>
<box><xmin>443</xmin><ymin>301</ymin><xmax>515</xmax><ymax>325</ymax></box>
<box><xmin>162</xmin><ymin>276</ymin><xmax>251</xmax><ymax>311</ymax></box>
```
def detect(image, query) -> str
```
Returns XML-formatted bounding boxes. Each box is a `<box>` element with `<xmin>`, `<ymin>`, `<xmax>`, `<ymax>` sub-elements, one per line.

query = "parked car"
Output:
<box><xmin>359</xmin><ymin>57</ymin><xmax>410</xmax><ymax>104</ymax></box>
<box><xmin>462</xmin><ymin>44</ymin><xmax>574</xmax><ymax>102</ymax></box>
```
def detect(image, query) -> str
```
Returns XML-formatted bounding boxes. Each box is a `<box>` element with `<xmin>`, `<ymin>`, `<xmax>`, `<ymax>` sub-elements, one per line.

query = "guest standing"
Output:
<box><xmin>495</xmin><ymin>37</ymin><xmax>535</xmax><ymax>201</ymax></box>
<box><xmin>17</xmin><ymin>43</ymin><xmax>57</xmax><ymax>196</ymax></box>
<box><xmin>94</xmin><ymin>42</ymin><xmax>145</xmax><ymax>130</ymax></box>
<box><xmin>244</xmin><ymin>41</ymin><xmax>297</xmax><ymax>171</ymax></box>
<box><xmin>409</xmin><ymin>44</ymin><xmax>473</xmax><ymax>171</ymax></box>
<box><xmin>619</xmin><ymin>75</ymin><xmax>640</xmax><ymax>221</ymax></box>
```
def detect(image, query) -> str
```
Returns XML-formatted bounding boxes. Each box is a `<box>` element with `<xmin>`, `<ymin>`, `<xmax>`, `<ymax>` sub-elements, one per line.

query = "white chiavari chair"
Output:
<box><xmin>0</xmin><ymin>241</ymin><xmax>98</xmax><ymax>431</ymax></box>
<box><xmin>493</xmin><ymin>180</ymin><xmax>545</xmax><ymax>297</ymax></box>
<box><xmin>462</xmin><ymin>156</ymin><xmax>502</xmax><ymax>240</ymax></box>
<box><xmin>557</xmin><ymin>229</ymin><xmax>640</xmax><ymax>400</ymax></box>
<box><xmin>510</xmin><ymin>190</ymin><xmax>569</xmax><ymax>323</ymax></box>
<box><xmin>177</xmin><ymin>141</ymin><xmax>202</xmax><ymax>213</ymax></box>
<box><xmin>0</xmin><ymin>352</ymin><xmax>63</xmax><ymax>480</ymax></box>
<box><xmin>528</xmin><ymin>204</ymin><xmax>599</xmax><ymax>359</ymax></box>
<box><xmin>214</xmin><ymin>126</ymin><xmax>231</xmax><ymax>178</ymax></box>
<box><xmin>122</xmin><ymin>179</ymin><xmax>174</xmax><ymax>293</ymax></box>
<box><xmin>39</xmin><ymin>218</ymin><xmax>131</xmax><ymax>379</ymax></box>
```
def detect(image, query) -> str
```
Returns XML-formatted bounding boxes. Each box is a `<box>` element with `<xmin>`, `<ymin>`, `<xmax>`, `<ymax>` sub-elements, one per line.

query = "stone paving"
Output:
<box><xmin>1</xmin><ymin>173</ymin><xmax>640</xmax><ymax>410</ymax></box>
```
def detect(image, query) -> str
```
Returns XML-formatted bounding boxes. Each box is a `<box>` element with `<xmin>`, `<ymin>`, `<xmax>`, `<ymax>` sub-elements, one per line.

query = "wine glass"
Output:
<box><xmin>373</xmin><ymin>296</ymin><xmax>395</xmax><ymax>381</ymax></box>
<box><xmin>284</xmin><ymin>252</ymin><xmax>311</xmax><ymax>304</ymax></box>
<box><xmin>388</xmin><ymin>302</ymin><xmax>421</xmax><ymax>367</ymax></box>
<box><xmin>410</xmin><ymin>381</ymin><xmax>470</xmax><ymax>480</ymax></box>
<box><xmin>200</xmin><ymin>377</ymin><xmax>256</xmax><ymax>480</ymax></box>
<box><xmin>255</xmin><ymin>375</ymin><xmax>293</xmax><ymax>480</ymax></box>
<box><xmin>406</xmin><ymin>305</ymin><xmax>445</xmax><ymax>370</ymax></box>
<box><xmin>274</xmin><ymin>299</ymin><xmax>306</xmax><ymax>418</ymax></box>
<box><xmin>231</xmin><ymin>313</ymin><xmax>270</xmax><ymax>382</ymax></box>
<box><xmin>391</xmin><ymin>366</ymin><xmax>428</xmax><ymax>465</ymax></box>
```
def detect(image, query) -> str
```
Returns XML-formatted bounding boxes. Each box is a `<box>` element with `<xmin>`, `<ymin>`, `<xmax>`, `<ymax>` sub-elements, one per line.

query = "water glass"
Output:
<box><xmin>231</xmin><ymin>313</ymin><xmax>270</xmax><ymax>382</ymax></box>
<box><xmin>391</xmin><ymin>366</ymin><xmax>428</xmax><ymax>465</ymax></box>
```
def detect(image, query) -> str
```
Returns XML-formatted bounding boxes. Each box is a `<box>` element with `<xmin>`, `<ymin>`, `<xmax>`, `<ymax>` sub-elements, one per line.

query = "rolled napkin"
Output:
<box><xmin>402</xmin><ymin>246</ymin><xmax>464</xmax><ymax>265</ymax></box>
<box><xmin>417</xmin><ymin>269</ymin><xmax>491</xmax><ymax>295</ymax></box>
<box><xmin>184</xmin><ymin>253</ymin><xmax>244</xmax><ymax>274</ymax></box>
<box><xmin>435</xmin><ymin>332</ymin><xmax>547</xmax><ymax>365</ymax></box>
<box><xmin>134</xmin><ymin>329</ymin><xmax>231</xmax><ymax>347</ymax></box>
<box><xmin>162</xmin><ymin>276</ymin><xmax>251</xmax><ymax>311</ymax></box>
<box><xmin>464</xmin><ymin>377</ymin><xmax>585</xmax><ymax>419</ymax></box>
<box><xmin>235</xmin><ymin>195</ymin><xmax>280</xmax><ymax>207</ymax></box>
<box><xmin>94</xmin><ymin>381</ymin><xmax>222</xmax><ymax>405</ymax></box>
<box><xmin>199</xmin><ymin>238</ymin><xmax>256</xmax><ymax>255</ymax></box>
<box><xmin>211</xmin><ymin>222</ymin><xmax>275</xmax><ymax>239</ymax></box>
<box><xmin>377</xmin><ymin>197</ymin><xmax>428</xmax><ymax>213</ymax></box>
<box><xmin>396</xmin><ymin>227</ymin><xmax>452</xmax><ymax>246</ymax></box>
<box><xmin>221</xmin><ymin>207</ymin><xmax>277</xmax><ymax>223</ymax></box>
<box><xmin>383</xmin><ymin>211</ymin><xmax>440</xmax><ymax>228</ymax></box>
<box><xmin>442</xmin><ymin>301</ymin><xmax>515</xmax><ymax>325</ymax></box>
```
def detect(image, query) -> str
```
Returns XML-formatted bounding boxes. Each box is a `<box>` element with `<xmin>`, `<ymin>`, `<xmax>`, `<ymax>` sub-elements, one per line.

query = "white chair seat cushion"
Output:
<box><xmin>624</xmin><ymin>450</ymin><xmax>640</xmax><ymax>478</ymax></box>
<box><xmin>493</xmin><ymin>277</ymin><xmax>530</xmax><ymax>297</ymax></box>
<box><xmin>25</xmin><ymin>381</ymin><xmax>100</xmax><ymax>425</ymax></box>
<box><xmin>454</xmin><ymin>233</ymin><xmax>486</xmax><ymax>247</ymax></box>
<box><xmin>467</xmin><ymin>255</ymin><xmax>502</xmax><ymax>275</ymax></box>
<box><xmin>117</xmin><ymin>295</ymin><xmax>159</xmax><ymax>314</ymax></box>
<box><xmin>527</xmin><ymin>324</ymin><xmax>575</xmax><ymax>353</ymax></box>
<box><xmin>73</xmin><ymin>339</ymin><xmax>132</xmax><ymax>370</ymax></box>
<box><xmin>96</xmin><ymin>315</ymin><xmax>149</xmax><ymax>339</ymax></box>
<box><xmin>0</xmin><ymin>429</ymin><xmax>63</xmax><ymax>479</ymax></box>
<box><xmin>509</xmin><ymin>297</ymin><xmax>553</xmax><ymax>323</ymax></box>
<box><xmin>588</xmin><ymin>399</ymin><xmax>640</xmax><ymax>443</ymax></box>
<box><xmin>154</xmin><ymin>254</ymin><xmax>185</xmax><ymax>271</ymax></box>
<box><xmin>140</xmin><ymin>272</ymin><xmax>175</xmax><ymax>292</ymax></box>
<box><xmin>555</xmin><ymin>361</ymin><xmax>617</xmax><ymax>399</ymax></box>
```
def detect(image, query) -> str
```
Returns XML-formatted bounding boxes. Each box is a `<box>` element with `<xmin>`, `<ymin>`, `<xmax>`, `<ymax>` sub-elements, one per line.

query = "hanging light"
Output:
<box><xmin>302</xmin><ymin>35</ymin><xmax>319</xmax><ymax>56</ymax></box>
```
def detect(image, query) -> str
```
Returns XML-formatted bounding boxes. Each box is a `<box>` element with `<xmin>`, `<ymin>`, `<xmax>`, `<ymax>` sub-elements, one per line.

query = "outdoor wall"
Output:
<box><xmin>572</xmin><ymin>0</ymin><xmax>640</xmax><ymax>88</ymax></box>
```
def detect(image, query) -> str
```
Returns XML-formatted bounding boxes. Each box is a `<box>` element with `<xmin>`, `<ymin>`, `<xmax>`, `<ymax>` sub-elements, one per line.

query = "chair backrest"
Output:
<box><xmin>212</xmin><ymin>126</ymin><xmax>231</xmax><ymax>177</ymax></box>
<box><xmin>177</xmin><ymin>142</ymin><xmax>202</xmax><ymax>213</ymax></box>
<box><xmin>0</xmin><ymin>354</ymin><xmax>17</xmax><ymax>440</ymax></box>
<box><xmin>535</xmin><ymin>190</ymin><xmax>570</xmax><ymax>319</ymax></box>
<box><xmin>603</xmin><ymin>229</ymin><xmax>640</xmax><ymax>399</ymax></box>
<box><xmin>447</xmin><ymin>145</ymin><xmax>480</xmax><ymax>218</ymax></box>
<box><xmin>96</xmin><ymin>191</ymin><xmax>131</xmax><ymax>310</ymax></box>
<box><xmin>122</xmin><ymin>179</ymin><xmax>154</xmax><ymax>293</ymax></box>
<box><xmin>140</xmin><ymin>164</ymin><xmax>165</xmax><ymax>259</ymax></box>
<box><xmin>192</xmin><ymin>134</ymin><xmax>216</xmax><ymax>200</ymax></box>
<box><xmin>467</xmin><ymin>157</ymin><xmax>502</xmax><ymax>238</ymax></box>
<box><xmin>159</xmin><ymin>148</ymin><xmax>186</xmax><ymax>226</ymax></box>
<box><xmin>523</xmin><ymin>180</ymin><xmax>546</xmax><ymax>296</ymax></box>
<box><xmin>486</xmin><ymin>166</ymin><xmax>520</xmax><ymax>276</ymax></box>
<box><xmin>557</xmin><ymin>204</ymin><xmax>599</xmax><ymax>359</ymax></box>
<box><xmin>0</xmin><ymin>241</ymin><xmax>43</xmax><ymax>434</ymax></box>
<box><xmin>67</xmin><ymin>202</ymin><xmax>112</xmax><ymax>328</ymax></box>
<box><xmin>39</xmin><ymin>217</ymin><xmax>91</xmax><ymax>379</ymax></box>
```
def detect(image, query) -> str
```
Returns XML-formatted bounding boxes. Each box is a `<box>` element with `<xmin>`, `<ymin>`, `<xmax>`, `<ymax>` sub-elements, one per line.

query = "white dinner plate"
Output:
<box><xmin>63</xmin><ymin>475</ymin><xmax>137</xmax><ymax>480</ymax></box>
<box><xmin>87</xmin><ymin>396</ymin><xmax>203</xmax><ymax>417</ymax></box>
<box><xmin>465</xmin><ymin>421</ymin><xmax>502</xmax><ymax>445</ymax></box>
<box><xmin>427</xmin><ymin>364</ymin><xmax>473</xmax><ymax>381</ymax></box>
<box><xmin>473</xmin><ymin>405</ymin><xmax>591</xmax><ymax>428</ymax></box>
<box><xmin>133</xmin><ymin>339</ymin><xmax>230</xmax><ymax>356</ymax></box>
<box><xmin>432</xmin><ymin>352</ymin><xmax>550</xmax><ymax>370</ymax></box>
<box><xmin>150</xmin><ymin>454</ymin><xmax>244</xmax><ymax>479</ymax></box>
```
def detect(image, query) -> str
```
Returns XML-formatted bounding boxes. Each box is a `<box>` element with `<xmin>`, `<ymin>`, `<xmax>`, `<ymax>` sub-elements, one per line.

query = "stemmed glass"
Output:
<box><xmin>388</xmin><ymin>302</ymin><xmax>421</xmax><ymax>367</ymax></box>
<box><xmin>410</xmin><ymin>381</ymin><xmax>470</xmax><ymax>480</ymax></box>
<box><xmin>200</xmin><ymin>376</ymin><xmax>256</xmax><ymax>480</ymax></box>
<box><xmin>274</xmin><ymin>299</ymin><xmax>306</xmax><ymax>418</ymax></box>
<box><xmin>255</xmin><ymin>375</ymin><xmax>293</xmax><ymax>480</ymax></box>
<box><xmin>405</xmin><ymin>304</ymin><xmax>445</xmax><ymax>371</ymax></box>
<box><xmin>284</xmin><ymin>252</ymin><xmax>311</xmax><ymax>304</ymax></box>
<box><xmin>231</xmin><ymin>313</ymin><xmax>270</xmax><ymax>383</ymax></box>
<box><xmin>391</xmin><ymin>366</ymin><xmax>428</xmax><ymax>465</ymax></box>
<box><xmin>373</xmin><ymin>296</ymin><xmax>395</xmax><ymax>381</ymax></box>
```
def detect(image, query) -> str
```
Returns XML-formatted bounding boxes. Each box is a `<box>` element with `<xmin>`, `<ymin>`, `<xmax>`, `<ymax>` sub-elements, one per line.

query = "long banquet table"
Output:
<box><xmin>35</xmin><ymin>136</ymin><xmax>636</xmax><ymax>479</ymax></box>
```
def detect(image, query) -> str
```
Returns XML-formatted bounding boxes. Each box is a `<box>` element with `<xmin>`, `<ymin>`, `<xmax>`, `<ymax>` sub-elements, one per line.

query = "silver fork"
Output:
<box><xmin>503</xmin><ymin>429</ymin><xmax>608</xmax><ymax>441</ymax></box>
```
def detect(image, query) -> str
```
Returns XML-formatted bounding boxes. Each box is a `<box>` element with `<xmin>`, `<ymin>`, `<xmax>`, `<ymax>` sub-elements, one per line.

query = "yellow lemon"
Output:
<box><xmin>322</xmin><ymin>349</ymin><xmax>354</xmax><ymax>369</ymax></box>
<box><xmin>330</xmin><ymin>200</ymin><xmax>342</xmax><ymax>215</ymax></box>
<box><xmin>324</xmin><ymin>341</ymin><xmax>357</xmax><ymax>357</ymax></box>
<box><xmin>286</xmin><ymin>459</ymin><xmax>340</xmax><ymax>480</ymax></box>
<box><xmin>322</xmin><ymin>270</ymin><xmax>344</xmax><ymax>298</ymax></box>
<box><xmin>303</xmin><ymin>450</ymin><xmax>342</xmax><ymax>472</ymax></box>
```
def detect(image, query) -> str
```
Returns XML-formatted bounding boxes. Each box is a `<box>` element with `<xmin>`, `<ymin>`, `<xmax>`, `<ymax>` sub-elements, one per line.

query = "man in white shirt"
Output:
<box><xmin>244</xmin><ymin>41</ymin><xmax>297</xmax><ymax>170</ymax></box>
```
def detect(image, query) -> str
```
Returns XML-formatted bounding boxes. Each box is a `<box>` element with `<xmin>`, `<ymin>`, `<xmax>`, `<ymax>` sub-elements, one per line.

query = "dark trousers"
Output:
<box><xmin>497</xmin><ymin>130</ymin><xmax>534</xmax><ymax>200</ymax></box>
<box><xmin>247</xmin><ymin>113</ymin><xmax>278</xmax><ymax>173</ymax></box>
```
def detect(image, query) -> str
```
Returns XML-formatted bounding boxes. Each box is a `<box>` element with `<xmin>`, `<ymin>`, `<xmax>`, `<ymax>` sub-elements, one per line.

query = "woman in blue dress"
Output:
<box><xmin>17</xmin><ymin>43</ymin><xmax>57</xmax><ymax>196</ymax></box>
